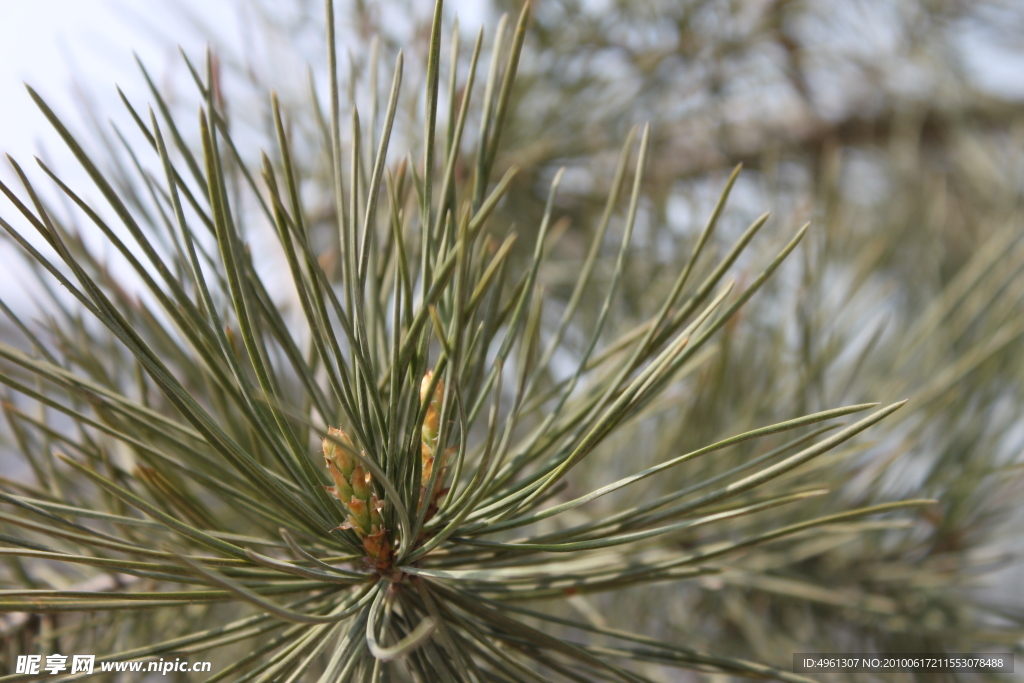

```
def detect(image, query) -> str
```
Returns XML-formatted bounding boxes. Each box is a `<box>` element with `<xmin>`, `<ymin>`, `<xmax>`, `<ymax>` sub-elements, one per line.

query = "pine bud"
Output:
<box><xmin>362</xmin><ymin>527</ymin><xmax>391</xmax><ymax>566</ymax></box>
<box><xmin>322</xmin><ymin>426</ymin><xmax>356</xmax><ymax>476</ymax></box>
<box><xmin>421</xmin><ymin>371</ymin><xmax>443</xmax><ymax>452</ymax></box>
<box><xmin>345</xmin><ymin>497</ymin><xmax>370</xmax><ymax>536</ymax></box>
<box><xmin>418</xmin><ymin>371</ymin><xmax>453</xmax><ymax>515</ymax></box>
<box><xmin>324</xmin><ymin>459</ymin><xmax>354</xmax><ymax>503</ymax></box>
<box><xmin>321</xmin><ymin>426</ymin><xmax>391</xmax><ymax>569</ymax></box>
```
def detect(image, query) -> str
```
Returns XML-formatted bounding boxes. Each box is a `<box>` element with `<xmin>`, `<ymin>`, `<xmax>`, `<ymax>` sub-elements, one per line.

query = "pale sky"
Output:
<box><xmin>0</xmin><ymin>0</ymin><xmax>490</xmax><ymax>317</ymax></box>
<box><xmin>1</xmin><ymin>0</ymin><xmax>1021</xmax><ymax>314</ymax></box>
<box><xmin>0</xmin><ymin>0</ymin><xmax>244</xmax><ymax>316</ymax></box>
<box><xmin>0</xmin><ymin>1</ymin><xmax>240</xmax><ymax>165</ymax></box>
<box><xmin>0</xmin><ymin>0</ymin><xmax>489</xmax><ymax>167</ymax></box>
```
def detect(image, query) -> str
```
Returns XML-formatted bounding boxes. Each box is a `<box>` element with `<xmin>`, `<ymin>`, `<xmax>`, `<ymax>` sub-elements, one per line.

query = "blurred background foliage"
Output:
<box><xmin>3</xmin><ymin>0</ymin><xmax>1024</xmax><ymax>680</ymax></box>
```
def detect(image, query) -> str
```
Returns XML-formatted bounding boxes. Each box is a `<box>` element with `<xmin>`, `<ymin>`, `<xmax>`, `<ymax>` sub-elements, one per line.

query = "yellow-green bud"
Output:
<box><xmin>420</xmin><ymin>371</ymin><xmax>442</xmax><ymax>449</ymax></box>
<box><xmin>346</xmin><ymin>497</ymin><xmax>370</xmax><ymax>535</ymax></box>
<box><xmin>370</xmin><ymin>494</ymin><xmax>385</xmax><ymax>527</ymax></box>
<box><xmin>351</xmin><ymin>465</ymin><xmax>370</xmax><ymax>501</ymax></box>
<box><xmin>322</xmin><ymin>425</ymin><xmax>391</xmax><ymax>570</ymax></box>
<box><xmin>325</xmin><ymin>459</ymin><xmax>354</xmax><ymax>502</ymax></box>
<box><xmin>322</xmin><ymin>426</ymin><xmax>355</xmax><ymax>477</ymax></box>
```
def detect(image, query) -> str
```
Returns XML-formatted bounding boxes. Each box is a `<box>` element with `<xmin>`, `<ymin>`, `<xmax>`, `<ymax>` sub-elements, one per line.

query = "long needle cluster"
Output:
<box><xmin>0</xmin><ymin>0</ymin><xmax>936</xmax><ymax>679</ymax></box>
